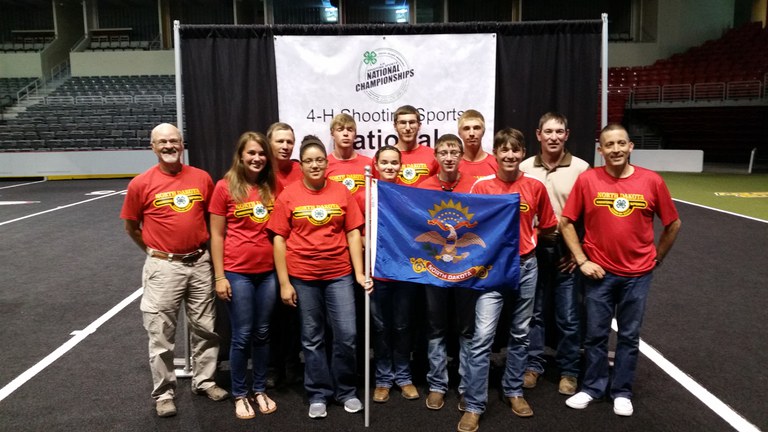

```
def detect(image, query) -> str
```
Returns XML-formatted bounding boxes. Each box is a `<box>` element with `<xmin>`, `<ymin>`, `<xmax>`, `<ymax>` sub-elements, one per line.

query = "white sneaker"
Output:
<box><xmin>565</xmin><ymin>391</ymin><xmax>594</xmax><ymax>409</ymax></box>
<box><xmin>308</xmin><ymin>402</ymin><xmax>327</xmax><ymax>419</ymax></box>
<box><xmin>613</xmin><ymin>397</ymin><xmax>633</xmax><ymax>416</ymax></box>
<box><xmin>344</xmin><ymin>397</ymin><xmax>363</xmax><ymax>413</ymax></box>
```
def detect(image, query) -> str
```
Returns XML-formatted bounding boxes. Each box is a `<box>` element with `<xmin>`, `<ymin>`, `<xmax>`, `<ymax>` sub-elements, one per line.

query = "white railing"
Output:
<box><xmin>726</xmin><ymin>80</ymin><xmax>762</xmax><ymax>99</ymax></box>
<box><xmin>16</xmin><ymin>79</ymin><xmax>42</xmax><ymax>103</ymax></box>
<box><xmin>42</xmin><ymin>94</ymin><xmax>174</xmax><ymax>105</ymax></box>
<box><xmin>626</xmin><ymin>79</ymin><xmax>765</xmax><ymax>105</ymax></box>
<box><xmin>693</xmin><ymin>82</ymin><xmax>725</xmax><ymax>101</ymax></box>
<box><xmin>632</xmin><ymin>85</ymin><xmax>660</xmax><ymax>103</ymax></box>
<box><xmin>661</xmin><ymin>84</ymin><xmax>691</xmax><ymax>102</ymax></box>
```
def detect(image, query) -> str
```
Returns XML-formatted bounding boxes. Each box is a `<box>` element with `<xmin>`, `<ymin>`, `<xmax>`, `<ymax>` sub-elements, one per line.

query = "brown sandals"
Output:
<box><xmin>235</xmin><ymin>397</ymin><xmax>256</xmax><ymax>419</ymax></box>
<box><xmin>253</xmin><ymin>392</ymin><xmax>277</xmax><ymax>415</ymax></box>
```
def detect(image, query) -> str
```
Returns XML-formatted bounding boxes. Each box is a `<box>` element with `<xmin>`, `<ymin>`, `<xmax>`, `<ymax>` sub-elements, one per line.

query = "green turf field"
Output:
<box><xmin>659</xmin><ymin>172</ymin><xmax>768</xmax><ymax>221</ymax></box>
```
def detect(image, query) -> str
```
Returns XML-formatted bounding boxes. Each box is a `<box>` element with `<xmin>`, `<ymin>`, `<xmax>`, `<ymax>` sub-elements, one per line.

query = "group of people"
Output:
<box><xmin>120</xmin><ymin>105</ymin><xmax>681</xmax><ymax>432</ymax></box>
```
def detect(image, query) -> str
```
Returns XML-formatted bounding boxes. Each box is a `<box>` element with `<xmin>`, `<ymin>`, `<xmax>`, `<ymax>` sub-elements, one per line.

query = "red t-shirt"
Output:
<box><xmin>267</xmin><ymin>179</ymin><xmax>364</xmax><ymax>280</ymax></box>
<box><xmin>460</xmin><ymin>154</ymin><xmax>498</xmax><ymax>179</ymax></box>
<box><xmin>275</xmin><ymin>161</ymin><xmax>303</xmax><ymax>191</ymax></box>
<box><xmin>398</xmin><ymin>145</ymin><xmax>439</xmax><ymax>187</ymax></box>
<box><xmin>470</xmin><ymin>173</ymin><xmax>558</xmax><ymax>256</ymax></box>
<box><xmin>121</xmin><ymin>164</ymin><xmax>213</xmax><ymax>253</ymax></box>
<box><xmin>562</xmin><ymin>166</ymin><xmax>679</xmax><ymax>277</ymax></box>
<box><xmin>326</xmin><ymin>153</ymin><xmax>372</xmax><ymax>213</ymax></box>
<box><xmin>209</xmin><ymin>179</ymin><xmax>275</xmax><ymax>274</ymax></box>
<box><xmin>418</xmin><ymin>173</ymin><xmax>476</xmax><ymax>193</ymax></box>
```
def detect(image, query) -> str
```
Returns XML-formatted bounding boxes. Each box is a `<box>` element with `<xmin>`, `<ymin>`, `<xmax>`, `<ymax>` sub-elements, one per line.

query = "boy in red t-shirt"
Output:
<box><xmin>325</xmin><ymin>113</ymin><xmax>372</xmax><ymax>213</ymax></box>
<box><xmin>462</xmin><ymin>128</ymin><xmax>557</xmax><ymax>430</ymax></box>
<box><xmin>457</xmin><ymin>109</ymin><xmax>498</xmax><ymax>179</ymax></box>
<box><xmin>393</xmin><ymin>105</ymin><xmax>439</xmax><ymax>186</ymax></box>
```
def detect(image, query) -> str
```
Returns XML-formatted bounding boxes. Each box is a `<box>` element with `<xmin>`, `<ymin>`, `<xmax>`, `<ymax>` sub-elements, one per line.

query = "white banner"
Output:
<box><xmin>274</xmin><ymin>34</ymin><xmax>497</xmax><ymax>158</ymax></box>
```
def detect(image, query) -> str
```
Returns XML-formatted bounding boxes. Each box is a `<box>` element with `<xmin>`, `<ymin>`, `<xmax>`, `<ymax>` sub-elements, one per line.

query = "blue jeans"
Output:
<box><xmin>581</xmin><ymin>271</ymin><xmax>653</xmax><ymax>400</ymax></box>
<box><xmin>526</xmin><ymin>240</ymin><xmax>582</xmax><ymax>377</ymax></box>
<box><xmin>292</xmin><ymin>274</ymin><xmax>358</xmax><ymax>404</ymax></box>
<box><xmin>371</xmin><ymin>279</ymin><xmax>416</xmax><ymax>388</ymax></box>
<box><xmin>426</xmin><ymin>285</ymin><xmax>478</xmax><ymax>394</ymax></box>
<box><xmin>501</xmin><ymin>257</ymin><xmax>538</xmax><ymax>397</ymax></box>
<box><xmin>464</xmin><ymin>257</ymin><xmax>537</xmax><ymax>413</ymax></box>
<box><xmin>225</xmin><ymin>271</ymin><xmax>276</xmax><ymax>397</ymax></box>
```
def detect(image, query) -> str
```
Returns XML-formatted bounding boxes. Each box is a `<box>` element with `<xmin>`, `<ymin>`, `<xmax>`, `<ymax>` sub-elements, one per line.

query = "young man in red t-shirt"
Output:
<box><xmin>562</xmin><ymin>124</ymin><xmax>681</xmax><ymax>417</ymax></box>
<box><xmin>462</xmin><ymin>128</ymin><xmax>557</xmax><ymax>431</ymax></box>
<box><xmin>394</xmin><ymin>105</ymin><xmax>439</xmax><ymax>187</ymax></box>
<box><xmin>418</xmin><ymin>134</ymin><xmax>479</xmax><ymax>411</ymax></box>
<box><xmin>457</xmin><ymin>109</ymin><xmax>497</xmax><ymax>179</ymax></box>
<box><xmin>325</xmin><ymin>113</ymin><xmax>371</xmax><ymax>213</ymax></box>
<box><xmin>268</xmin><ymin>122</ymin><xmax>302</xmax><ymax>190</ymax></box>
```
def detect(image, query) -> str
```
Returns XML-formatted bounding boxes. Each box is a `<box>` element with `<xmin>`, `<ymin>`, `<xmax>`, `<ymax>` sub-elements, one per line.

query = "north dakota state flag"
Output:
<box><xmin>371</xmin><ymin>180</ymin><xmax>520</xmax><ymax>291</ymax></box>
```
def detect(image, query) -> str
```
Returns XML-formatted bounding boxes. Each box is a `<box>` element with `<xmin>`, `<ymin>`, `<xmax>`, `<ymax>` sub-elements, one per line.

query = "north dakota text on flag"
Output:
<box><xmin>371</xmin><ymin>180</ymin><xmax>520</xmax><ymax>291</ymax></box>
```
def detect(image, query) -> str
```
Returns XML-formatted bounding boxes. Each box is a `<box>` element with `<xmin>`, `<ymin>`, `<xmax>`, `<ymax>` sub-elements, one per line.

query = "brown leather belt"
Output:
<box><xmin>148</xmin><ymin>248</ymin><xmax>206</xmax><ymax>264</ymax></box>
<box><xmin>520</xmin><ymin>250</ymin><xmax>536</xmax><ymax>262</ymax></box>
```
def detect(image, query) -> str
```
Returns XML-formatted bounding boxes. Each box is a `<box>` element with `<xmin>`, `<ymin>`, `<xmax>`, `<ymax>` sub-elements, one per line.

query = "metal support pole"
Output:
<box><xmin>364</xmin><ymin>165</ymin><xmax>372</xmax><ymax>427</ymax></box>
<box><xmin>597</xmin><ymin>12</ymin><xmax>609</xmax><ymax>166</ymax></box>
<box><xmin>174</xmin><ymin>302</ymin><xmax>193</xmax><ymax>378</ymax></box>
<box><xmin>173</xmin><ymin>20</ymin><xmax>184</xmax><ymax>139</ymax></box>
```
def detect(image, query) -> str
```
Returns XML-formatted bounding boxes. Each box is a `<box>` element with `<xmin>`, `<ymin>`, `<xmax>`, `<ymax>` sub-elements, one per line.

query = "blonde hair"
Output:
<box><xmin>458</xmin><ymin>109</ymin><xmax>485</xmax><ymax>130</ymax></box>
<box><xmin>330</xmin><ymin>113</ymin><xmax>356</xmax><ymax>131</ymax></box>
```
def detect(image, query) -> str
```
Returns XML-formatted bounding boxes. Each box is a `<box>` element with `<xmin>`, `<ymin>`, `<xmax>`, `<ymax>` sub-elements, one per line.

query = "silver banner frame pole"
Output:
<box><xmin>172</xmin><ymin>19</ymin><xmax>192</xmax><ymax>379</ymax></box>
<box><xmin>364</xmin><ymin>165</ymin><xmax>372</xmax><ymax>427</ymax></box>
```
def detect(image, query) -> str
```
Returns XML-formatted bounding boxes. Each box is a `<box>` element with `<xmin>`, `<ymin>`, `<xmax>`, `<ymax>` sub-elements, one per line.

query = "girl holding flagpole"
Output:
<box><xmin>267</xmin><ymin>136</ymin><xmax>372</xmax><ymax>419</ymax></box>
<box><xmin>370</xmin><ymin>146</ymin><xmax>420</xmax><ymax>404</ymax></box>
<box><xmin>209</xmin><ymin>131</ymin><xmax>278</xmax><ymax>419</ymax></box>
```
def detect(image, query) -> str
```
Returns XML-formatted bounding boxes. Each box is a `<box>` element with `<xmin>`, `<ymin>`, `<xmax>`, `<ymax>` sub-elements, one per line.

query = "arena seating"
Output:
<box><xmin>0</xmin><ymin>77</ymin><xmax>38</xmax><ymax>103</ymax></box>
<box><xmin>603</xmin><ymin>22</ymin><xmax>768</xmax><ymax>162</ymax></box>
<box><xmin>608</xmin><ymin>22</ymin><xmax>768</xmax><ymax>104</ymax></box>
<box><xmin>0</xmin><ymin>75</ymin><xmax>177</xmax><ymax>152</ymax></box>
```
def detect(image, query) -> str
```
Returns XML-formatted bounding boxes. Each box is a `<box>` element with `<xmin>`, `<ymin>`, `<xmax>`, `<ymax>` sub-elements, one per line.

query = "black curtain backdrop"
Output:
<box><xmin>180</xmin><ymin>21</ymin><xmax>601</xmax><ymax>180</ymax></box>
<box><xmin>181</xmin><ymin>27</ymin><xmax>278</xmax><ymax>181</ymax></box>
<box><xmin>495</xmin><ymin>21</ymin><xmax>601</xmax><ymax>162</ymax></box>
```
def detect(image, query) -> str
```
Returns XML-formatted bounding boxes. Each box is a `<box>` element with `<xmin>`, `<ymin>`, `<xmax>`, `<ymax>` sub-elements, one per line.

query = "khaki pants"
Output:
<box><xmin>140</xmin><ymin>250</ymin><xmax>220</xmax><ymax>400</ymax></box>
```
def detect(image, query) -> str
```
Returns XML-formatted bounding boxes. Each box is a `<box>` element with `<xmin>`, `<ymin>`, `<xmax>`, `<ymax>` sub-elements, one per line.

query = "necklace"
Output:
<box><xmin>439</xmin><ymin>174</ymin><xmax>461</xmax><ymax>192</ymax></box>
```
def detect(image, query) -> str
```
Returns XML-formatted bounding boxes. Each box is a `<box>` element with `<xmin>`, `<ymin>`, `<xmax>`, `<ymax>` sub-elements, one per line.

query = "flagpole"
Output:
<box><xmin>364</xmin><ymin>165</ymin><xmax>372</xmax><ymax>428</ymax></box>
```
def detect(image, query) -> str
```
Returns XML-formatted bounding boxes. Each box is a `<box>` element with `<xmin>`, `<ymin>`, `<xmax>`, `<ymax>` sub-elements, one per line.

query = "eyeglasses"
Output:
<box><xmin>153</xmin><ymin>138</ymin><xmax>181</xmax><ymax>145</ymax></box>
<box><xmin>301</xmin><ymin>157</ymin><xmax>327</xmax><ymax>166</ymax></box>
<box><xmin>436</xmin><ymin>150</ymin><xmax>462</xmax><ymax>158</ymax></box>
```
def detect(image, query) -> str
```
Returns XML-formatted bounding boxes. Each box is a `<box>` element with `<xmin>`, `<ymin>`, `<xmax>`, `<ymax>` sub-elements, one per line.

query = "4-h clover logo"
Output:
<box><xmin>363</xmin><ymin>51</ymin><xmax>377</xmax><ymax>65</ymax></box>
<box><xmin>357</xmin><ymin>47</ymin><xmax>410</xmax><ymax>103</ymax></box>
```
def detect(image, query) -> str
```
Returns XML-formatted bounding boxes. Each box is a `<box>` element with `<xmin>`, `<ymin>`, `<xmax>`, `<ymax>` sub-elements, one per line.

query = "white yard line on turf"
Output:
<box><xmin>0</xmin><ymin>179</ymin><xmax>47</xmax><ymax>190</ymax></box>
<box><xmin>0</xmin><ymin>288</ymin><xmax>143</xmax><ymax>402</ymax></box>
<box><xmin>0</xmin><ymin>189</ymin><xmax>126</xmax><ymax>226</ymax></box>
<box><xmin>611</xmin><ymin>319</ymin><xmax>762</xmax><ymax>432</ymax></box>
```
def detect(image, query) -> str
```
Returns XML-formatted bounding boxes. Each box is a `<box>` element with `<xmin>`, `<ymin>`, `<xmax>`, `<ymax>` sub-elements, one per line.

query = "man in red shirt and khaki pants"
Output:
<box><xmin>122</xmin><ymin>123</ymin><xmax>228</xmax><ymax>418</ymax></box>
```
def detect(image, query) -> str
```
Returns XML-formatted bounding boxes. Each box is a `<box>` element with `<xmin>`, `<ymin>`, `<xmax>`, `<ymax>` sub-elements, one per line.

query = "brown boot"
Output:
<box><xmin>509</xmin><ymin>396</ymin><xmax>533</xmax><ymax>418</ymax></box>
<box><xmin>426</xmin><ymin>391</ymin><xmax>445</xmax><ymax>410</ymax></box>
<box><xmin>400</xmin><ymin>383</ymin><xmax>420</xmax><ymax>400</ymax></box>
<box><xmin>373</xmin><ymin>387</ymin><xmax>390</xmax><ymax>403</ymax></box>
<box><xmin>457</xmin><ymin>412</ymin><xmax>480</xmax><ymax>432</ymax></box>
<box><xmin>522</xmin><ymin>370</ymin><xmax>540</xmax><ymax>389</ymax></box>
<box><xmin>559</xmin><ymin>376</ymin><xmax>578</xmax><ymax>396</ymax></box>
